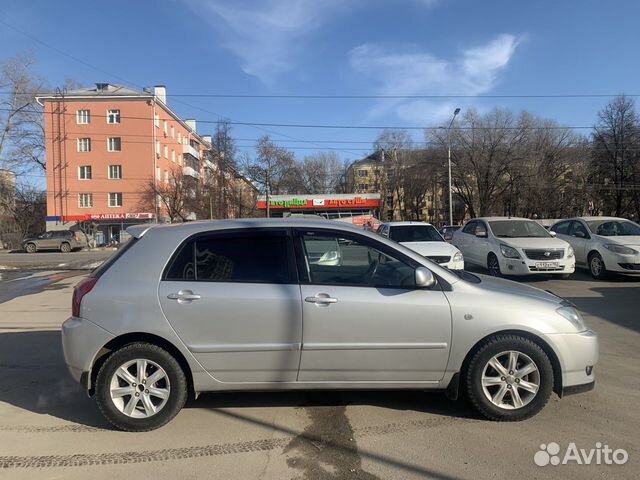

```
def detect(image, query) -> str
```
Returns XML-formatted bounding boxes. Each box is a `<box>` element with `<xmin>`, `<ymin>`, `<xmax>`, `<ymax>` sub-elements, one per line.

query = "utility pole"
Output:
<box><xmin>446</xmin><ymin>108</ymin><xmax>461</xmax><ymax>226</ymax></box>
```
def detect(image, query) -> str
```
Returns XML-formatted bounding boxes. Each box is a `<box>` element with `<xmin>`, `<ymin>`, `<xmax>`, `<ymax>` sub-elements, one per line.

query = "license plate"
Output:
<box><xmin>536</xmin><ymin>262</ymin><xmax>559</xmax><ymax>269</ymax></box>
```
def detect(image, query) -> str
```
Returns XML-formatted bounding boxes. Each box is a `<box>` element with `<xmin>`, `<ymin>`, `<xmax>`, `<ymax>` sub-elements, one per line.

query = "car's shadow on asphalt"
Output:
<box><xmin>0</xmin><ymin>330</ymin><xmax>477</xmax><ymax>430</ymax></box>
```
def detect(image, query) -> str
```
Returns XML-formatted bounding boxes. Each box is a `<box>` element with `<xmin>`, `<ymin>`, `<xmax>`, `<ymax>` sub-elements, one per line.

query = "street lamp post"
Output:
<box><xmin>446</xmin><ymin>108</ymin><xmax>461</xmax><ymax>226</ymax></box>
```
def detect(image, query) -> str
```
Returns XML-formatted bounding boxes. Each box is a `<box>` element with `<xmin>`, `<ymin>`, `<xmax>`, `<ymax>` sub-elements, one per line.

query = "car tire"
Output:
<box><xmin>94</xmin><ymin>343</ymin><xmax>188</xmax><ymax>432</ymax></box>
<box><xmin>60</xmin><ymin>242</ymin><xmax>71</xmax><ymax>253</ymax></box>
<box><xmin>25</xmin><ymin>243</ymin><xmax>37</xmax><ymax>254</ymax></box>
<box><xmin>487</xmin><ymin>253</ymin><xmax>502</xmax><ymax>277</ymax></box>
<box><xmin>588</xmin><ymin>252</ymin><xmax>608</xmax><ymax>280</ymax></box>
<box><xmin>465</xmin><ymin>334</ymin><xmax>553</xmax><ymax>421</ymax></box>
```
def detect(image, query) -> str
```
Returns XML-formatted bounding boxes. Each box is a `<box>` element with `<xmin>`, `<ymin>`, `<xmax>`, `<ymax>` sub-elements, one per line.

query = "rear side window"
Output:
<box><xmin>90</xmin><ymin>237</ymin><xmax>138</xmax><ymax>279</ymax></box>
<box><xmin>551</xmin><ymin>221</ymin><xmax>570</xmax><ymax>234</ymax></box>
<box><xmin>165</xmin><ymin>232</ymin><xmax>293</xmax><ymax>284</ymax></box>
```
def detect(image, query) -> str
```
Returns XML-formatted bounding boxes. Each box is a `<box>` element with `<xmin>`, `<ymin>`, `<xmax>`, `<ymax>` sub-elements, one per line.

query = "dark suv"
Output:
<box><xmin>22</xmin><ymin>230</ymin><xmax>88</xmax><ymax>253</ymax></box>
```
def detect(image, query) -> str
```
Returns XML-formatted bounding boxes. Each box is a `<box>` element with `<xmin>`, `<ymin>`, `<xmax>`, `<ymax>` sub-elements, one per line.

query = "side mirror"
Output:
<box><xmin>415</xmin><ymin>267</ymin><xmax>436</xmax><ymax>288</ymax></box>
<box><xmin>549</xmin><ymin>231</ymin><xmax>557</xmax><ymax>237</ymax></box>
<box><xmin>476</xmin><ymin>230</ymin><xmax>488</xmax><ymax>238</ymax></box>
<box><xmin>574</xmin><ymin>231</ymin><xmax>586</xmax><ymax>239</ymax></box>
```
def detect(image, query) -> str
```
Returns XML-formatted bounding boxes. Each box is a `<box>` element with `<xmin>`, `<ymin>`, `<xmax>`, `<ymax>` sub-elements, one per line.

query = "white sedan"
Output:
<box><xmin>452</xmin><ymin>217</ymin><xmax>575</xmax><ymax>277</ymax></box>
<box><xmin>377</xmin><ymin>221</ymin><xmax>464</xmax><ymax>270</ymax></box>
<box><xmin>550</xmin><ymin>216</ymin><xmax>640</xmax><ymax>279</ymax></box>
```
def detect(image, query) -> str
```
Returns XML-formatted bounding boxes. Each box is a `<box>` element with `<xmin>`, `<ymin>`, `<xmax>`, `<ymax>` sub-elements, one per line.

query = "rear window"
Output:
<box><xmin>90</xmin><ymin>237</ymin><xmax>138</xmax><ymax>279</ymax></box>
<box><xmin>389</xmin><ymin>225</ymin><xmax>443</xmax><ymax>243</ymax></box>
<box><xmin>164</xmin><ymin>232</ymin><xmax>293</xmax><ymax>284</ymax></box>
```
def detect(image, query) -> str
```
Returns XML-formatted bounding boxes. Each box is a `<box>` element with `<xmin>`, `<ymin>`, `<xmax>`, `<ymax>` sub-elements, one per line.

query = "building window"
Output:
<box><xmin>178</xmin><ymin>132</ymin><xmax>182</xmax><ymax>143</ymax></box>
<box><xmin>77</xmin><ymin>138</ymin><xmax>91</xmax><ymax>152</ymax></box>
<box><xmin>78</xmin><ymin>165</ymin><xmax>92</xmax><ymax>180</ymax></box>
<box><xmin>164</xmin><ymin>145</ymin><xmax>168</xmax><ymax>158</ymax></box>
<box><xmin>357</xmin><ymin>183</ymin><xmax>369</xmax><ymax>190</ymax></box>
<box><xmin>171</xmin><ymin>149</ymin><xmax>175</xmax><ymax>162</ymax></box>
<box><xmin>154</xmin><ymin>113</ymin><xmax>159</xmax><ymax>128</ymax></box>
<box><xmin>156</xmin><ymin>166</ymin><xmax>161</xmax><ymax>181</ymax></box>
<box><xmin>171</xmin><ymin>126</ymin><xmax>175</xmax><ymax>138</ymax></box>
<box><xmin>107</xmin><ymin>137</ymin><xmax>121</xmax><ymax>152</ymax></box>
<box><xmin>76</xmin><ymin>110</ymin><xmax>90</xmax><ymax>124</ymax></box>
<box><xmin>107</xmin><ymin>109</ymin><xmax>120</xmax><ymax>124</ymax></box>
<box><xmin>163</xmin><ymin>120</ymin><xmax>168</xmax><ymax>136</ymax></box>
<box><xmin>78</xmin><ymin>193</ymin><xmax>93</xmax><ymax>208</ymax></box>
<box><xmin>357</xmin><ymin>169</ymin><xmax>368</xmax><ymax>177</ymax></box>
<box><xmin>155</xmin><ymin>140</ymin><xmax>160</xmax><ymax>156</ymax></box>
<box><xmin>108</xmin><ymin>192</ymin><xmax>123</xmax><ymax>208</ymax></box>
<box><xmin>164</xmin><ymin>170</ymin><xmax>169</xmax><ymax>184</ymax></box>
<box><xmin>108</xmin><ymin>165</ymin><xmax>122</xmax><ymax>179</ymax></box>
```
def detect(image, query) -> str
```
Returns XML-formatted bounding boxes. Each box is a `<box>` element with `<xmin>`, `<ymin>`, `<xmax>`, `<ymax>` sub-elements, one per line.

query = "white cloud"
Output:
<box><xmin>185</xmin><ymin>0</ymin><xmax>353</xmax><ymax>83</ymax></box>
<box><xmin>348</xmin><ymin>34</ymin><xmax>521</xmax><ymax>124</ymax></box>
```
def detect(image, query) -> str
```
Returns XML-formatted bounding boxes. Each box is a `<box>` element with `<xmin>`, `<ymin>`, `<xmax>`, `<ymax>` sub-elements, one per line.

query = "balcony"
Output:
<box><xmin>183</xmin><ymin>143</ymin><xmax>201</xmax><ymax>160</ymax></box>
<box><xmin>183</xmin><ymin>166</ymin><xmax>200</xmax><ymax>179</ymax></box>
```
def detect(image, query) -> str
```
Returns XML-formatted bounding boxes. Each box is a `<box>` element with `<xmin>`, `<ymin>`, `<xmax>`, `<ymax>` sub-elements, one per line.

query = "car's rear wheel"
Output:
<box><xmin>25</xmin><ymin>243</ymin><xmax>37</xmax><ymax>253</ymax></box>
<box><xmin>487</xmin><ymin>253</ymin><xmax>502</xmax><ymax>277</ymax></box>
<box><xmin>588</xmin><ymin>252</ymin><xmax>608</xmax><ymax>279</ymax></box>
<box><xmin>466</xmin><ymin>335</ymin><xmax>553</xmax><ymax>421</ymax></box>
<box><xmin>95</xmin><ymin>343</ymin><xmax>187</xmax><ymax>431</ymax></box>
<box><xmin>60</xmin><ymin>242</ymin><xmax>71</xmax><ymax>253</ymax></box>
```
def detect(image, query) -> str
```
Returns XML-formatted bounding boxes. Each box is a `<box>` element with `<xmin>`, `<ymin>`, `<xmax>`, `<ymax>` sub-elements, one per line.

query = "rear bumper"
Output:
<box><xmin>61</xmin><ymin>316</ymin><xmax>114</xmax><ymax>387</ymax></box>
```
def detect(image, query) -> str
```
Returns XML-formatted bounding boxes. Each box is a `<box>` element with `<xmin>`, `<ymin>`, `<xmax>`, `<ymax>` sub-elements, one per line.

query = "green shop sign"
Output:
<box><xmin>268</xmin><ymin>198</ymin><xmax>309</xmax><ymax>208</ymax></box>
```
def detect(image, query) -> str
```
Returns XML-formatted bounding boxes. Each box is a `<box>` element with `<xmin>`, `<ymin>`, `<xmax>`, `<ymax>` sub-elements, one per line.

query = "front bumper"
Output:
<box><xmin>498</xmin><ymin>256</ymin><xmax>575</xmax><ymax>275</ymax></box>
<box><xmin>61</xmin><ymin>316</ymin><xmax>114</xmax><ymax>386</ymax></box>
<box><xmin>601</xmin><ymin>249</ymin><xmax>640</xmax><ymax>273</ymax></box>
<box><xmin>544</xmin><ymin>329</ymin><xmax>598</xmax><ymax>392</ymax></box>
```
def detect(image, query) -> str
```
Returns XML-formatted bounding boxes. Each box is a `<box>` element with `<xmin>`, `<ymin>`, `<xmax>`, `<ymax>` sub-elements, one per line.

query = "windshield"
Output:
<box><xmin>489</xmin><ymin>220</ymin><xmax>550</xmax><ymax>238</ymax></box>
<box><xmin>389</xmin><ymin>225</ymin><xmax>444</xmax><ymax>243</ymax></box>
<box><xmin>587</xmin><ymin>220</ymin><xmax>640</xmax><ymax>236</ymax></box>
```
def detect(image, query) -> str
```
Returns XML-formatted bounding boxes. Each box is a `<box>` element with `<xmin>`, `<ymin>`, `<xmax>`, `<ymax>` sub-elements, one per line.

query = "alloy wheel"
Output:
<box><xmin>488</xmin><ymin>256</ymin><xmax>501</xmax><ymax>276</ymax></box>
<box><xmin>109</xmin><ymin>359</ymin><xmax>170</xmax><ymax>418</ymax></box>
<box><xmin>481</xmin><ymin>350</ymin><xmax>540</xmax><ymax>410</ymax></box>
<box><xmin>590</xmin><ymin>255</ymin><xmax>603</xmax><ymax>277</ymax></box>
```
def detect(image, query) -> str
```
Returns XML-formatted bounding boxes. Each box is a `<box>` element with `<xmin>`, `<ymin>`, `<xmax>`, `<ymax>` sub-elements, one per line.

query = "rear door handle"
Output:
<box><xmin>167</xmin><ymin>290</ymin><xmax>201</xmax><ymax>303</ymax></box>
<box><xmin>305</xmin><ymin>294</ymin><xmax>338</xmax><ymax>305</ymax></box>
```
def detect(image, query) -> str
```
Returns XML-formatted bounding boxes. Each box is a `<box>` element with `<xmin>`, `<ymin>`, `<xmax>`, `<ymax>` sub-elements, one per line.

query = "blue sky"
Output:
<box><xmin>2</xmin><ymin>0</ymin><xmax>640</xmax><ymax>166</ymax></box>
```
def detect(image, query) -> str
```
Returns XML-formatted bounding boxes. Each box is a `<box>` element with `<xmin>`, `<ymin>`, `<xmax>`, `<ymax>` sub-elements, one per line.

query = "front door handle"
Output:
<box><xmin>305</xmin><ymin>294</ymin><xmax>338</xmax><ymax>306</ymax></box>
<box><xmin>167</xmin><ymin>290</ymin><xmax>201</xmax><ymax>303</ymax></box>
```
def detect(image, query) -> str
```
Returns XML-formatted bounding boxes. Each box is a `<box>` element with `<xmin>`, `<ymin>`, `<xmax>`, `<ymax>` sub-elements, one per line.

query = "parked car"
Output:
<box><xmin>550</xmin><ymin>216</ymin><xmax>640</xmax><ymax>279</ymax></box>
<box><xmin>377</xmin><ymin>221</ymin><xmax>464</xmax><ymax>270</ymax></box>
<box><xmin>63</xmin><ymin>218</ymin><xmax>597</xmax><ymax>431</ymax></box>
<box><xmin>452</xmin><ymin>217</ymin><xmax>575</xmax><ymax>277</ymax></box>
<box><xmin>439</xmin><ymin>225</ymin><xmax>462</xmax><ymax>242</ymax></box>
<box><xmin>22</xmin><ymin>230</ymin><xmax>88</xmax><ymax>253</ymax></box>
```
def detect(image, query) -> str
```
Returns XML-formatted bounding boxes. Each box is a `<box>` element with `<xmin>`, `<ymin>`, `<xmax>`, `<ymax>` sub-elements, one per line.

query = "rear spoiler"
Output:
<box><xmin>126</xmin><ymin>224</ymin><xmax>156</xmax><ymax>239</ymax></box>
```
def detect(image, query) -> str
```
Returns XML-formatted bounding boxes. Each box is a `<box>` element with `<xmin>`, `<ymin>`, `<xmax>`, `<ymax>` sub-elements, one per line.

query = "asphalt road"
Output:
<box><xmin>0</xmin><ymin>270</ymin><xmax>638</xmax><ymax>479</ymax></box>
<box><xmin>0</xmin><ymin>250</ymin><xmax>114</xmax><ymax>270</ymax></box>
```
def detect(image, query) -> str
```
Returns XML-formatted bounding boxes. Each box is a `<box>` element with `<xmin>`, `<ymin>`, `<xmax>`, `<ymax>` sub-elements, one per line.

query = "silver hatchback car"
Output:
<box><xmin>62</xmin><ymin>219</ymin><xmax>598</xmax><ymax>431</ymax></box>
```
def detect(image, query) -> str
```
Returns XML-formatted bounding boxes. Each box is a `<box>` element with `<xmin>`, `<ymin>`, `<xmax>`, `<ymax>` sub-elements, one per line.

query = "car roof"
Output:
<box><xmin>473</xmin><ymin>217</ymin><xmax>536</xmax><ymax>222</ymax></box>
<box><xmin>127</xmin><ymin>217</ymin><xmax>364</xmax><ymax>238</ymax></box>
<box><xmin>566</xmin><ymin>216</ymin><xmax>627</xmax><ymax>222</ymax></box>
<box><xmin>381</xmin><ymin>221</ymin><xmax>433</xmax><ymax>227</ymax></box>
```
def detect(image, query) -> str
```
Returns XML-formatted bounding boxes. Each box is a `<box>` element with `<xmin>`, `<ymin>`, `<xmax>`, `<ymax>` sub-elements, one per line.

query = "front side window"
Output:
<box><xmin>569</xmin><ymin>221</ymin><xmax>589</xmax><ymax>238</ymax></box>
<box><xmin>551</xmin><ymin>221</ymin><xmax>570</xmax><ymax>235</ymax></box>
<box><xmin>107</xmin><ymin>137</ymin><xmax>121</xmax><ymax>152</ymax></box>
<box><xmin>389</xmin><ymin>225</ymin><xmax>443</xmax><ymax>243</ymax></box>
<box><xmin>462</xmin><ymin>221</ymin><xmax>477</xmax><ymax>234</ymax></box>
<box><xmin>78</xmin><ymin>165</ymin><xmax>92</xmax><ymax>180</ymax></box>
<box><xmin>108</xmin><ymin>165</ymin><xmax>122</xmax><ymax>179</ymax></box>
<box><xmin>78</xmin><ymin>193</ymin><xmax>93</xmax><ymax>208</ymax></box>
<box><xmin>107</xmin><ymin>109</ymin><xmax>120</xmax><ymax>124</ymax></box>
<box><xmin>300</xmin><ymin>232</ymin><xmax>416</xmax><ymax>288</ymax></box>
<box><xmin>489</xmin><ymin>220</ymin><xmax>550</xmax><ymax>238</ymax></box>
<box><xmin>108</xmin><ymin>192</ymin><xmax>123</xmax><ymax>207</ymax></box>
<box><xmin>164</xmin><ymin>232</ymin><xmax>292</xmax><ymax>283</ymax></box>
<box><xmin>77</xmin><ymin>138</ymin><xmax>91</xmax><ymax>152</ymax></box>
<box><xmin>76</xmin><ymin>110</ymin><xmax>90</xmax><ymax>124</ymax></box>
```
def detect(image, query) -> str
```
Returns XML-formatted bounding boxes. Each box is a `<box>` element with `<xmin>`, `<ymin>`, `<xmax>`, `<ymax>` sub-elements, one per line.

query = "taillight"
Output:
<box><xmin>72</xmin><ymin>277</ymin><xmax>97</xmax><ymax>317</ymax></box>
<box><xmin>74</xmin><ymin>232</ymin><xmax>79</xmax><ymax>241</ymax></box>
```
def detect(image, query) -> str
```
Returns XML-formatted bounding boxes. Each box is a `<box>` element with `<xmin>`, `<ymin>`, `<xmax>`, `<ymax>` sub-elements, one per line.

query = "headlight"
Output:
<box><xmin>453</xmin><ymin>251</ymin><xmax>463</xmax><ymax>262</ymax></box>
<box><xmin>604</xmin><ymin>244</ymin><xmax>637</xmax><ymax>255</ymax></box>
<box><xmin>499</xmin><ymin>244</ymin><xmax>521</xmax><ymax>259</ymax></box>
<box><xmin>556</xmin><ymin>306</ymin><xmax>587</xmax><ymax>332</ymax></box>
<box><xmin>567</xmin><ymin>246</ymin><xmax>574</xmax><ymax>258</ymax></box>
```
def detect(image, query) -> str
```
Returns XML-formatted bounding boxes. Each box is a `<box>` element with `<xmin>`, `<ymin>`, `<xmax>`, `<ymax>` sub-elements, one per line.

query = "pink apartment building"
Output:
<box><xmin>37</xmin><ymin>83</ymin><xmax>208</xmax><ymax>243</ymax></box>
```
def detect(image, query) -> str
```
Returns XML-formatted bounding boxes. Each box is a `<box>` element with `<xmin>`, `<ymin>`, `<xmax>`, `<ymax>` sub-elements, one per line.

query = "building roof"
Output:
<box><xmin>350</xmin><ymin>150</ymin><xmax>384</xmax><ymax>167</ymax></box>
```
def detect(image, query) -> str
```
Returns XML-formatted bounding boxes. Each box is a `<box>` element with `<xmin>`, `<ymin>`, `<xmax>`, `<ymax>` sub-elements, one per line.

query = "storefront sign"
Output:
<box><xmin>47</xmin><ymin>213</ymin><xmax>155</xmax><ymax>222</ymax></box>
<box><xmin>258</xmin><ymin>196</ymin><xmax>379</xmax><ymax>210</ymax></box>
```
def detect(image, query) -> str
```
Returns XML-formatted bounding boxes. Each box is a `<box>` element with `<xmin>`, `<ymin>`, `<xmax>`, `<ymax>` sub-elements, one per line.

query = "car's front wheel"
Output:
<box><xmin>487</xmin><ymin>253</ymin><xmax>502</xmax><ymax>277</ymax></box>
<box><xmin>588</xmin><ymin>252</ymin><xmax>608</xmax><ymax>280</ymax></box>
<box><xmin>466</xmin><ymin>334</ymin><xmax>553</xmax><ymax>421</ymax></box>
<box><xmin>60</xmin><ymin>242</ymin><xmax>71</xmax><ymax>253</ymax></box>
<box><xmin>95</xmin><ymin>343</ymin><xmax>188</xmax><ymax>431</ymax></box>
<box><xmin>25</xmin><ymin>243</ymin><xmax>37</xmax><ymax>253</ymax></box>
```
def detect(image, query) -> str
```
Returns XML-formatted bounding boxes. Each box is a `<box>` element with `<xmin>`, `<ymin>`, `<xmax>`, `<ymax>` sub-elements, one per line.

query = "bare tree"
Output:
<box><xmin>211</xmin><ymin>120</ymin><xmax>237</xmax><ymax>168</ymax></box>
<box><xmin>298</xmin><ymin>151</ymin><xmax>343</xmax><ymax>193</ymax></box>
<box><xmin>592</xmin><ymin>96</ymin><xmax>639</xmax><ymax>217</ymax></box>
<box><xmin>140</xmin><ymin>167</ymin><xmax>190</xmax><ymax>223</ymax></box>
<box><xmin>0</xmin><ymin>180</ymin><xmax>45</xmax><ymax>246</ymax></box>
